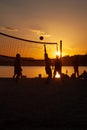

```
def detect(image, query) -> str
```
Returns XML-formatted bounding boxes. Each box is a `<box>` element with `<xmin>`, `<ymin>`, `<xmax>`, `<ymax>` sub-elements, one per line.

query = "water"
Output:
<box><xmin>0</xmin><ymin>66</ymin><xmax>87</xmax><ymax>78</ymax></box>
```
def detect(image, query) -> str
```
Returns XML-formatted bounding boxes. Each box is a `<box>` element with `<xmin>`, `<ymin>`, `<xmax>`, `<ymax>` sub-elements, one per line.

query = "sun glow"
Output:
<box><xmin>55</xmin><ymin>72</ymin><xmax>61</xmax><ymax>78</ymax></box>
<box><xmin>55</xmin><ymin>51</ymin><xmax>66</xmax><ymax>57</ymax></box>
<box><xmin>56</xmin><ymin>51</ymin><xmax>60</xmax><ymax>57</ymax></box>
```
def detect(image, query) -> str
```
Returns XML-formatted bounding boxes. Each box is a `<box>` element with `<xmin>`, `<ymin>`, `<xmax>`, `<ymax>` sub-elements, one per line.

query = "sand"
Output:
<box><xmin>0</xmin><ymin>77</ymin><xmax>87</xmax><ymax>129</ymax></box>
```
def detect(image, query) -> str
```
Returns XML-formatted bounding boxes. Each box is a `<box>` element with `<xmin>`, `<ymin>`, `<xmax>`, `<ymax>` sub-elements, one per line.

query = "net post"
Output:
<box><xmin>56</xmin><ymin>43</ymin><xmax>58</xmax><ymax>53</ymax></box>
<box><xmin>60</xmin><ymin>40</ymin><xmax>62</xmax><ymax>58</ymax></box>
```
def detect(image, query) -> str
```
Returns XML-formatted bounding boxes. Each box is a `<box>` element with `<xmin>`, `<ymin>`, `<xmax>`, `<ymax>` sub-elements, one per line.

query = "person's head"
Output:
<box><xmin>56</xmin><ymin>55</ymin><xmax>59</xmax><ymax>59</ymax></box>
<box><xmin>16</xmin><ymin>53</ymin><xmax>20</xmax><ymax>59</ymax></box>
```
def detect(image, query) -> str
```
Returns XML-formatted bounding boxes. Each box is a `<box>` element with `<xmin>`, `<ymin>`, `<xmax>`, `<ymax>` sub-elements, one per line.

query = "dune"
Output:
<box><xmin>0</xmin><ymin>77</ymin><xmax>87</xmax><ymax>129</ymax></box>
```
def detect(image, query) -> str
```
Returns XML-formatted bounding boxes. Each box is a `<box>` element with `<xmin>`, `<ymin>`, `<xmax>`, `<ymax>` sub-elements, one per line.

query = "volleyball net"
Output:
<box><xmin>0</xmin><ymin>32</ymin><xmax>57</xmax><ymax>59</ymax></box>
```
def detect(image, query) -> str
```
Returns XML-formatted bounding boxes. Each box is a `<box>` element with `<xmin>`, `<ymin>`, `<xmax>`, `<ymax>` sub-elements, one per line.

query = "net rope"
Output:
<box><xmin>0</xmin><ymin>32</ymin><xmax>57</xmax><ymax>59</ymax></box>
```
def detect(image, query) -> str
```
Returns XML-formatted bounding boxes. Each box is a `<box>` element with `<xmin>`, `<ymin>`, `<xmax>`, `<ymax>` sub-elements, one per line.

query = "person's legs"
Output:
<box><xmin>53</xmin><ymin>69</ymin><xmax>56</xmax><ymax>78</ymax></box>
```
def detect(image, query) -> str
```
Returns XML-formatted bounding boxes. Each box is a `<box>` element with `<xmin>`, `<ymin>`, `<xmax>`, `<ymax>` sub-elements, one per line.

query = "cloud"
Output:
<box><xmin>42</xmin><ymin>34</ymin><xmax>51</xmax><ymax>38</ymax></box>
<box><xmin>0</xmin><ymin>26</ymin><xmax>18</xmax><ymax>31</ymax></box>
<box><xmin>29</xmin><ymin>29</ymin><xmax>51</xmax><ymax>38</ymax></box>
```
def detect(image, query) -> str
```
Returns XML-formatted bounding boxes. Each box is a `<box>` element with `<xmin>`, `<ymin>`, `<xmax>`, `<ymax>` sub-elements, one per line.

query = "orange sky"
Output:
<box><xmin>0</xmin><ymin>0</ymin><xmax>87</xmax><ymax>59</ymax></box>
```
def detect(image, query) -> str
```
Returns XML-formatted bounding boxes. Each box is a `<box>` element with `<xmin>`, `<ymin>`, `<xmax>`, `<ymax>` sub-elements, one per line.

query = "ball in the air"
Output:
<box><xmin>40</xmin><ymin>36</ymin><xmax>44</xmax><ymax>40</ymax></box>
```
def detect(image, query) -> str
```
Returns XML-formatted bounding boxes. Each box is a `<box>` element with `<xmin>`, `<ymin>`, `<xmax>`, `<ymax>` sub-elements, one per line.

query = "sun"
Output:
<box><xmin>56</xmin><ymin>51</ymin><xmax>60</xmax><ymax>57</ymax></box>
<box><xmin>55</xmin><ymin>72</ymin><xmax>61</xmax><ymax>78</ymax></box>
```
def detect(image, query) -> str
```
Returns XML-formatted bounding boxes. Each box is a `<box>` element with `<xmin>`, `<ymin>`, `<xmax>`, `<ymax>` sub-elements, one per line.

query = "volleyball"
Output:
<box><xmin>40</xmin><ymin>36</ymin><xmax>44</xmax><ymax>40</ymax></box>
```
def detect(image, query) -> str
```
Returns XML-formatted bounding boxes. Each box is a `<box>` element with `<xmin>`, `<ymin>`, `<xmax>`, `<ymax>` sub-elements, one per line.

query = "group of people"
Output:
<box><xmin>13</xmin><ymin>46</ymin><xmax>62</xmax><ymax>82</ymax></box>
<box><xmin>44</xmin><ymin>48</ymin><xmax>80</xmax><ymax>81</ymax></box>
<box><xmin>13</xmin><ymin>51</ymin><xmax>79</xmax><ymax>82</ymax></box>
<box><xmin>44</xmin><ymin>44</ymin><xmax>62</xmax><ymax>82</ymax></box>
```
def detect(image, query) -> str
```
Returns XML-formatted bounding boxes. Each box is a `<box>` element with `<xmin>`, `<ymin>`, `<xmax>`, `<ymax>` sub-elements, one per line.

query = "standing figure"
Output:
<box><xmin>53</xmin><ymin>55</ymin><xmax>62</xmax><ymax>78</ymax></box>
<box><xmin>73</xmin><ymin>55</ymin><xmax>79</xmax><ymax>77</ymax></box>
<box><xmin>13</xmin><ymin>53</ymin><xmax>22</xmax><ymax>81</ymax></box>
<box><xmin>44</xmin><ymin>45</ymin><xmax>52</xmax><ymax>82</ymax></box>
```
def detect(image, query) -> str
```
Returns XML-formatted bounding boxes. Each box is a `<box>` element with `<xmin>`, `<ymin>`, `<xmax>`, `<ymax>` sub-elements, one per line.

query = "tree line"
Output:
<box><xmin>0</xmin><ymin>54</ymin><xmax>87</xmax><ymax>66</ymax></box>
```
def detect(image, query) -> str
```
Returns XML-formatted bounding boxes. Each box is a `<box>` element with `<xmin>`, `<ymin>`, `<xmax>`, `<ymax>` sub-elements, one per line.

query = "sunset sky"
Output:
<box><xmin>0</xmin><ymin>0</ymin><xmax>87</xmax><ymax>59</ymax></box>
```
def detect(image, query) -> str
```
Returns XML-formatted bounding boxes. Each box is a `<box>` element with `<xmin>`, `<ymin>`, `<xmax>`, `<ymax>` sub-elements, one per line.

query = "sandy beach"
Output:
<box><xmin>0</xmin><ymin>77</ymin><xmax>87</xmax><ymax>129</ymax></box>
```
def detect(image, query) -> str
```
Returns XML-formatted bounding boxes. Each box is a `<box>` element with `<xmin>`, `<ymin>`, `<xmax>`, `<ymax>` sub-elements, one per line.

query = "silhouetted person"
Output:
<box><xmin>79</xmin><ymin>70</ymin><xmax>87</xmax><ymax>79</ymax></box>
<box><xmin>44</xmin><ymin>45</ymin><xmax>52</xmax><ymax>83</ymax></box>
<box><xmin>53</xmin><ymin>55</ymin><xmax>62</xmax><ymax>78</ymax></box>
<box><xmin>13</xmin><ymin>53</ymin><xmax>22</xmax><ymax>81</ymax></box>
<box><xmin>73</xmin><ymin>55</ymin><xmax>79</xmax><ymax>78</ymax></box>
